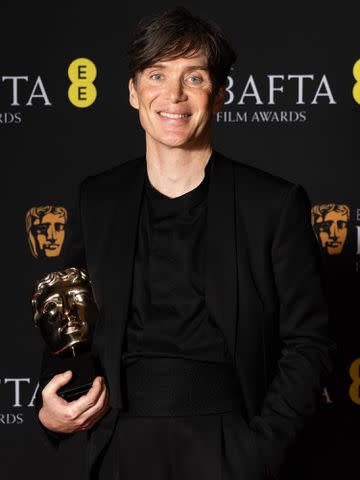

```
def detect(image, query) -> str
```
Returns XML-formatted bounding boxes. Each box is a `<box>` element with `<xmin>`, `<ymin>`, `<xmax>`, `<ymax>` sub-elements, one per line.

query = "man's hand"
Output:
<box><xmin>38</xmin><ymin>371</ymin><xmax>110</xmax><ymax>434</ymax></box>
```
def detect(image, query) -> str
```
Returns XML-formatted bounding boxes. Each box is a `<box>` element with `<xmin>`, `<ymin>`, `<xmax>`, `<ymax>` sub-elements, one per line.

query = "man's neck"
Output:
<box><xmin>145</xmin><ymin>142</ymin><xmax>213</xmax><ymax>199</ymax></box>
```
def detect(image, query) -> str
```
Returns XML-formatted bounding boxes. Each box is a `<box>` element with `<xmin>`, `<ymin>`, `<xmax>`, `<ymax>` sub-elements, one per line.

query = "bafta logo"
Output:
<box><xmin>25</xmin><ymin>206</ymin><xmax>67</xmax><ymax>258</ymax></box>
<box><xmin>311</xmin><ymin>203</ymin><xmax>350</xmax><ymax>255</ymax></box>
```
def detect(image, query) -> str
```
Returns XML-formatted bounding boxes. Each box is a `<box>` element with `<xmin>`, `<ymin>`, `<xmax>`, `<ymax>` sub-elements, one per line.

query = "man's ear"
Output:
<box><xmin>212</xmin><ymin>85</ymin><xmax>225</xmax><ymax>115</ymax></box>
<box><xmin>129</xmin><ymin>77</ymin><xmax>139</xmax><ymax>110</ymax></box>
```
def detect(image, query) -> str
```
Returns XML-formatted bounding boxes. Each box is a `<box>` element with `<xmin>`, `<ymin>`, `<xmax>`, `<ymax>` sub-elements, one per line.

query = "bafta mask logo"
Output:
<box><xmin>25</xmin><ymin>206</ymin><xmax>67</xmax><ymax>258</ymax></box>
<box><xmin>311</xmin><ymin>203</ymin><xmax>350</xmax><ymax>255</ymax></box>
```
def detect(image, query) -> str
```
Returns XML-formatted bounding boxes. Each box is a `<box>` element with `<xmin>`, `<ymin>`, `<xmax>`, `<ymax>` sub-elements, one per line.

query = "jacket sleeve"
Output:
<box><xmin>248</xmin><ymin>183</ymin><xmax>337</xmax><ymax>479</ymax></box>
<box><xmin>34</xmin><ymin>179</ymin><xmax>87</xmax><ymax>448</ymax></box>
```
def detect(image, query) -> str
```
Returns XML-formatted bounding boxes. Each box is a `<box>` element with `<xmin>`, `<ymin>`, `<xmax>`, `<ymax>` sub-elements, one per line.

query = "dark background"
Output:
<box><xmin>1</xmin><ymin>2</ymin><xmax>358</xmax><ymax>478</ymax></box>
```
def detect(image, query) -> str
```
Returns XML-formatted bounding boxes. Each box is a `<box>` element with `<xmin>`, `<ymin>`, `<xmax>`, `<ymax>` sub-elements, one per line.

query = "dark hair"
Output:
<box><xmin>128</xmin><ymin>7</ymin><xmax>237</xmax><ymax>91</ymax></box>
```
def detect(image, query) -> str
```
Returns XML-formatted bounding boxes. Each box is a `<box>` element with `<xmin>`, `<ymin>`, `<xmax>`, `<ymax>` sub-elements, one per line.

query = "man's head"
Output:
<box><xmin>127</xmin><ymin>7</ymin><xmax>236</xmax><ymax>150</ymax></box>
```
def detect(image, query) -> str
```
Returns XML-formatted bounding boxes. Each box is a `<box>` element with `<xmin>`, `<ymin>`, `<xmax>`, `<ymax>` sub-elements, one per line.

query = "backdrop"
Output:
<box><xmin>1</xmin><ymin>3</ymin><xmax>358</xmax><ymax>479</ymax></box>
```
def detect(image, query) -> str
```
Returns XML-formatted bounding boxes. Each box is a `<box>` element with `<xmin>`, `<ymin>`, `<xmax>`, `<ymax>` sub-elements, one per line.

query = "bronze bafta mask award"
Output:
<box><xmin>32</xmin><ymin>267</ymin><xmax>100</xmax><ymax>401</ymax></box>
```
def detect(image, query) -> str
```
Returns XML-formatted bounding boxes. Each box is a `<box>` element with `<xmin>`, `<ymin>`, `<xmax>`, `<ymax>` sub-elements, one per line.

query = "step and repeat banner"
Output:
<box><xmin>1</xmin><ymin>3</ymin><xmax>358</xmax><ymax>479</ymax></box>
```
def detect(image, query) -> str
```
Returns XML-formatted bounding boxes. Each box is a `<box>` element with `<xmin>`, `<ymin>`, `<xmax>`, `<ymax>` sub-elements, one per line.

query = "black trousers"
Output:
<box><xmin>96</xmin><ymin>409</ymin><xmax>263</xmax><ymax>480</ymax></box>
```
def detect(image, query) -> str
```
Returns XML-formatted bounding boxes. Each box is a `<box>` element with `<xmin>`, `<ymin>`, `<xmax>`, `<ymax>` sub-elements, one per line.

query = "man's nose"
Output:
<box><xmin>166</xmin><ymin>78</ymin><xmax>187</xmax><ymax>102</ymax></box>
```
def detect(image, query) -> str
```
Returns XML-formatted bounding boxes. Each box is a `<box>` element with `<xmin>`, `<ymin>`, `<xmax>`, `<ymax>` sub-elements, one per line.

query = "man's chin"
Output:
<box><xmin>157</xmin><ymin>135</ymin><xmax>195</xmax><ymax>149</ymax></box>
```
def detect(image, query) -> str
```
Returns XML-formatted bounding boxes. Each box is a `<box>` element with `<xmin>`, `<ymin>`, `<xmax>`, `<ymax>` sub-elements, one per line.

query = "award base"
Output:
<box><xmin>43</xmin><ymin>347</ymin><xmax>100</xmax><ymax>402</ymax></box>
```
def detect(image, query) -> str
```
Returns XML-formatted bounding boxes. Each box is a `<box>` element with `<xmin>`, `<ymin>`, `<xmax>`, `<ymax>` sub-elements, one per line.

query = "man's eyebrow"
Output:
<box><xmin>185</xmin><ymin>65</ymin><xmax>209</xmax><ymax>71</ymax></box>
<box><xmin>146</xmin><ymin>64</ymin><xmax>209</xmax><ymax>71</ymax></box>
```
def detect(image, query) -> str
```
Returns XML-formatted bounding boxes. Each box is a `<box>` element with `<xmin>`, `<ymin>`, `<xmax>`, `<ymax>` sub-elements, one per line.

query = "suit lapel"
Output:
<box><xmin>233</xmin><ymin>161</ymin><xmax>266</xmax><ymax>419</ymax></box>
<box><xmin>205</xmin><ymin>151</ymin><xmax>238</xmax><ymax>359</ymax></box>
<box><xmin>99</xmin><ymin>156</ymin><xmax>146</xmax><ymax>408</ymax></box>
<box><xmin>206</xmin><ymin>151</ymin><xmax>265</xmax><ymax>419</ymax></box>
<box><xmin>87</xmin><ymin>156</ymin><xmax>146</xmax><ymax>476</ymax></box>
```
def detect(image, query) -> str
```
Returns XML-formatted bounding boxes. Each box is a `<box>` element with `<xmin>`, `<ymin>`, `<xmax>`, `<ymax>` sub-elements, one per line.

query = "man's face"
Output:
<box><xmin>315</xmin><ymin>211</ymin><xmax>348</xmax><ymax>255</ymax></box>
<box><xmin>128</xmin><ymin>51</ymin><xmax>224</xmax><ymax>149</ymax></box>
<box><xmin>36</xmin><ymin>280</ymin><xmax>98</xmax><ymax>354</ymax></box>
<box><xmin>32</xmin><ymin>212</ymin><xmax>65</xmax><ymax>257</ymax></box>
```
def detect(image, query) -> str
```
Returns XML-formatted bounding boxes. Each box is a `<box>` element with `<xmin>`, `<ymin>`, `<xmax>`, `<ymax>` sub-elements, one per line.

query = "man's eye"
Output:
<box><xmin>150</xmin><ymin>73</ymin><xmax>162</xmax><ymax>81</ymax></box>
<box><xmin>187</xmin><ymin>76</ymin><xmax>202</xmax><ymax>84</ymax></box>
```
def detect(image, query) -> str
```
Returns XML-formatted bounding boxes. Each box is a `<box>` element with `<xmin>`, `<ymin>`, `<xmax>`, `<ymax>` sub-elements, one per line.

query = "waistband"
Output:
<box><xmin>119</xmin><ymin>356</ymin><xmax>244</xmax><ymax>417</ymax></box>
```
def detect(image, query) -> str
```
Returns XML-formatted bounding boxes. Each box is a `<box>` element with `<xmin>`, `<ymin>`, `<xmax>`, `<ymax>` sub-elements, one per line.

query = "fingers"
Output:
<box><xmin>86</xmin><ymin>388</ymin><xmax>110</xmax><ymax>430</ymax></box>
<box><xmin>42</xmin><ymin>371</ymin><xmax>73</xmax><ymax>406</ymax></box>
<box><xmin>39</xmin><ymin>373</ymin><xmax>109</xmax><ymax>433</ymax></box>
<box><xmin>75</xmin><ymin>385</ymin><xmax>110</xmax><ymax>430</ymax></box>
<box><xmin>65</xmin><ymin>376</ymin><xmax>106</xmax><ymax>418</ymax></box>
<box><xmin>85</xmin><ymin>402</ymin><xmax>110</xmax><ymax>430</ymax></box>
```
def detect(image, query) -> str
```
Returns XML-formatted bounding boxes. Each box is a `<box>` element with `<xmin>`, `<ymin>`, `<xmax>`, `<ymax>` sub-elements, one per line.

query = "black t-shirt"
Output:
<box><xmin>122</xmin><ymin>154</ymin><xmax>232</xmax><ymax>366</ymax></box>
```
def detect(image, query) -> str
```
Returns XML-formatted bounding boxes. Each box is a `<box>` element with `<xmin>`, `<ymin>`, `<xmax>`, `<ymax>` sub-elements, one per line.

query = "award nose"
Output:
<box><xmin>62</xmin><ymin>296</ymin><xmax>78</xmax><ymax>322</ymax></box>
<box><xmin>65</xmin><ymin>313</ymin><xmax>77</xmax><ymax>324</ymax></box>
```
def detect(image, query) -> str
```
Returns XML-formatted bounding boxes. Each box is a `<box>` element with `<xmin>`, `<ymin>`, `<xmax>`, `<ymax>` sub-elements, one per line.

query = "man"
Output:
<box><xmin>35</xmin><ymin>7</ymin><xmax>337</xmax><ymax>480</ymax></box>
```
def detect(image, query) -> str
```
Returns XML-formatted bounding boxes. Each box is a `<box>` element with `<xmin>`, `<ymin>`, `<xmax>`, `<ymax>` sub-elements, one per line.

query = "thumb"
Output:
<box><xmin>44</xmin><ymin>370</ymin><xmax>73</xmax><ymax>397</ymax></box>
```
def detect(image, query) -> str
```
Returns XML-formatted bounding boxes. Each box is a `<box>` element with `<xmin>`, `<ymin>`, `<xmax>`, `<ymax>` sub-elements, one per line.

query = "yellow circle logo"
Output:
<box><xmin>352</xmin><ymin>59</ymin><xmax>360</xmax><ymax>105</ymax></box>
<box><xmin>68</xmin><ymin>58</ymin><xmax>97</xmax><ymax>108</ymax></box>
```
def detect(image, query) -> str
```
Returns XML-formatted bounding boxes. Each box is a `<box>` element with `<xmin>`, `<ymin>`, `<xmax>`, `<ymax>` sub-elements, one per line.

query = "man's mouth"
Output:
<box><xmin>158</xmin><ymin>111</ymin><xmax>191</xmax><ymax>119</ymax></box>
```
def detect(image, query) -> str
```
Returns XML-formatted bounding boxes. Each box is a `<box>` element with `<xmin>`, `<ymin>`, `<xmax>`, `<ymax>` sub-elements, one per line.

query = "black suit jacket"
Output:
<box><xmin>35</xmin><ymin>150</ymin><xmax>337</xmax><ymax>480</ymax></box>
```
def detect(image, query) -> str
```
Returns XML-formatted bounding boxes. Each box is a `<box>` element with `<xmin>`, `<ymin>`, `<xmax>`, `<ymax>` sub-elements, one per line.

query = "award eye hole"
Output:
<box><xmin>43</xmin><ymin>301</ymin><xmax>58</xmax><ymax>316</ymax></box>
<box><xmin>74</xmin><ymin>292</ymin><xmax>89</xmax><ymax>303</ymax></box>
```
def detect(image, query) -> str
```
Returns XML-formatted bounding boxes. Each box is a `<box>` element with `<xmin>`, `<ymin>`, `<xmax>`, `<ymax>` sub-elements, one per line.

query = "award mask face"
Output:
<box><xmin>32</xmin><ymin>268</ymin><xmax>98</xmax><ymax>355</ymax></box>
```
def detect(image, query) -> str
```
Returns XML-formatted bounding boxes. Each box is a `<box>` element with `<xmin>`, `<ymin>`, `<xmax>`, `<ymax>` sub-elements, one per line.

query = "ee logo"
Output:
<box><xmin>68</xmin><ymin>58</ymin><xmax>97</xmax><ymax>108</ymax></box>
<box><xmin>353</xmin><ymin>59</ymin><xmax>360</xmax><ymax>105</ymax></box>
